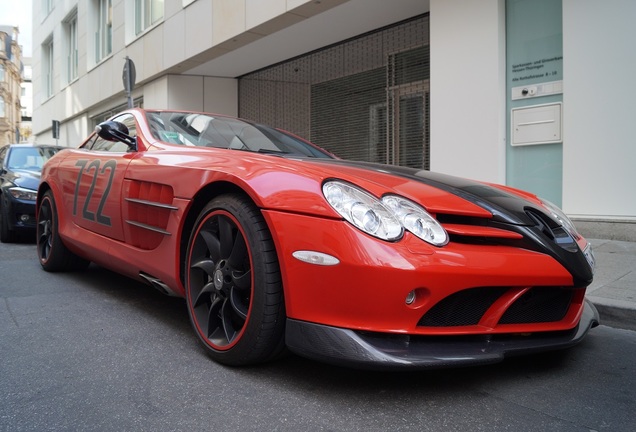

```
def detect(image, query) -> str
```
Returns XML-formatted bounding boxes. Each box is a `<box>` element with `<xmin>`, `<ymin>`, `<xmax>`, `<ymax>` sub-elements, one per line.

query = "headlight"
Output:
<box><xmin>540</xmin><ymin>198</ymin><xmax>581</xmax><ymax>240</ymax></box>
<box><xmin>322</xmin><ymin>181</ymin><xmax>403</xmax><ymax>241</ymax></box>
<box><xmin>9</xmin><ymin>187</ymin><xmax>38</xmax><ymax>201</ymax></box>
<box><xmin>322</xmin><ymin>181</ymin><xmax>448</xmax><ymax>246</ymax></box>
<box><xmin>382</xmin><ymin>195</ymin><xmax>448</xmax><ymax>246</ymax></box>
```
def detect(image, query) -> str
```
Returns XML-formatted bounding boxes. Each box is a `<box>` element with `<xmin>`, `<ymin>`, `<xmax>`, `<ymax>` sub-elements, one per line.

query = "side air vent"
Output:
<box><xmin>123</xmin><ymin>180</ymin><xmax>177</xmax><ymax>250</ymax></box>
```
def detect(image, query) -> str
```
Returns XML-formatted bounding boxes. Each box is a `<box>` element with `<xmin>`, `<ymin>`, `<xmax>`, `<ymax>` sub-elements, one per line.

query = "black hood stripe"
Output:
<box><xmin>311</xmin><ymin>159</ymin><xmax>538</xmax><ymax>225</ymax></box>
<box><xmin>309</xmin><ymin>158</ymin><xmax>593</xmax><ymax>286</ymax></box>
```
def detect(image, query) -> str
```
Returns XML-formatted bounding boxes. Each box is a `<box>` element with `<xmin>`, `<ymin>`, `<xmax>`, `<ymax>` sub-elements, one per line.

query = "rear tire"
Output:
<box><xmin>37</xmin><ymin>190</ymin><xmax>90</xmax><ymax>272</ymax></box>
<box><xmin>185</xmin><ymin>194</ymin><xmax>286</xmax><ymax>366</ymax></box>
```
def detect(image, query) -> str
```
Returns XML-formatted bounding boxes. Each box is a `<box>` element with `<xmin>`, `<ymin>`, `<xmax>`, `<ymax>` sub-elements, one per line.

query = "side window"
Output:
<box><xmin>83</xmin><ymin>135</ymin><xmax>99</xmax><ymax>150</ymax></box>
<box><xmin>91</xmin><ymin>114</ymin><xmax>137</xmax><ymax>152</ymax></box>
<box><xmin>120</xmin><ymin>115</ymin><xmax>137</xmax><ymax>138</ymax></box>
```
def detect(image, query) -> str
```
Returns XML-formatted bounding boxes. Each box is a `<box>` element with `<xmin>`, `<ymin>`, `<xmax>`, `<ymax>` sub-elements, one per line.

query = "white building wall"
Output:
<box><xmin>204</xmin><ymin>77</ymin><xmax>238</xmax><ymax>116</ymax></box>
<box><xmin>562</xmin><ymin>0</ymin><xmax>636</xmax><ymax>222</ymax></box>
<box><xmin>32</xmin><ymin>0</ymin><xmax>279</xmax><ymax>141</ymax></box>
<box><xmin>29</xmin><ymin>0</ymin><xmax>635</xmax><ymax>237</ymax></box>
<box><xmin>429</xmin><ymin>0</ymin><xmax>506</xmax><ymax>184</ymax></box>
<box><xmin>32</xmin><ymin>0</ymin><xmax>352</xmax><ymax>142</ymax></box>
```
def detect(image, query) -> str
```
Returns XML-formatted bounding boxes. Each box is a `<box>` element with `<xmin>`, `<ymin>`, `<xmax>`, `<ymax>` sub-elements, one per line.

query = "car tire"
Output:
<box><xmin>0</xmin><ymin>196</ymin><xmax>17</xmax><ymax>243</ymax></box>
<box><xmin>37</xmin><ymin>190</ymin><xmax>90</xmax><ymax>272</ymax></box>
<box><xmin>185</xmin><ymin>194</ymin><xmax>286</xmax><ymax>366</ymax></box>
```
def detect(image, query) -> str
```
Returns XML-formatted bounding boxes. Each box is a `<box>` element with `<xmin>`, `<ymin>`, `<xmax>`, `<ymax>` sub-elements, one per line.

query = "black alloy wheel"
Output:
<box><xmin>37</xmin><ymin>190</ymin><xmax>89</xmax><ymax>272</ymax></box>
<box><xmin>186</xmin><ymin>194</ymin><xmax>285</xmax><ymax>366</ymax></box>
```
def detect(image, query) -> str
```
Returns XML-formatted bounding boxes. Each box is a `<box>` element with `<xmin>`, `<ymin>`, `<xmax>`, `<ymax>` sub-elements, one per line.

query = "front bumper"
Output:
<box><xmin>285</xmin><ymin>299</ymin><xmax>600</xmax><ymax>370</ymax></box>
<box><xmin>3</xmin><ymin>196</ymin><xmax>37</xmax><ymax>231</ymax></box>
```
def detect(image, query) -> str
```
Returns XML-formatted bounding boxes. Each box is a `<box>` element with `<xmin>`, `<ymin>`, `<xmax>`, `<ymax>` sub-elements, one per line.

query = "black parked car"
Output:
<box><xmin>0</xmin><ymin>143</ymin><xmax>66</xmax><ymax>242</ymax></box>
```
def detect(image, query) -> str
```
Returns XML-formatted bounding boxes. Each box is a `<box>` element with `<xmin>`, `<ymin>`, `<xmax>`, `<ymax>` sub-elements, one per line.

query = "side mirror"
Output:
<box><xmin>95</xmin><ymin>121</ymin><xmax>137</xmax><ymax>151</ymax></box>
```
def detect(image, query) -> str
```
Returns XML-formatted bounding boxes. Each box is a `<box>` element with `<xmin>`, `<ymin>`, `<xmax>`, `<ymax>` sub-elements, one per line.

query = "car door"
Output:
<box><xmin>57</xmin><ymin>114</ymin><xmax>138</xmax><ymax>242</ymax></box>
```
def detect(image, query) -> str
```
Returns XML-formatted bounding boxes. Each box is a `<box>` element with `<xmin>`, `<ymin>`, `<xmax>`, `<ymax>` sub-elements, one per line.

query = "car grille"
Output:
<box><xmin>435</xmin><ymin>207</ymin><xmax>579</xmax><ymax>251</ymax></box>
<box><xmin>418</xmin><ymin>287</ymin><xmax>507</xmax><ymax>327</ymax></box>
<box><xmin>499</xmin><ymin>287</ymin><xmax>574</xmax><ymax>324</ymax></box>
<box><xmin>417</xmin><ymin>286</ymin><xmax>578</xmax><ymax>327</ymax></box>
<box><xmin>435</xmin><ymin>214</ymin><xmax>522</xmax><ymax>245</ymax></box>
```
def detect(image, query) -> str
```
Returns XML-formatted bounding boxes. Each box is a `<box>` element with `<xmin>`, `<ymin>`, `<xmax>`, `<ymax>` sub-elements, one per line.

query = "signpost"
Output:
<box><xmin>122</xmin><ymin>56</ymin><xmax>136</xmax><ymax>109</ymax></box>
<box><xmin>52</xmin><ymin>120</ymin><xmax>60</xmax><ymax>145</ymax></box>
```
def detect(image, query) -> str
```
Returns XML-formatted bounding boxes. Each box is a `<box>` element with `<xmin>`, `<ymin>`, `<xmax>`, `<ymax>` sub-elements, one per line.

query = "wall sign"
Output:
<box><xmin>511</xmin><ymin>56</ymin><xmax>562</xmax><ymax>83</ymax></box>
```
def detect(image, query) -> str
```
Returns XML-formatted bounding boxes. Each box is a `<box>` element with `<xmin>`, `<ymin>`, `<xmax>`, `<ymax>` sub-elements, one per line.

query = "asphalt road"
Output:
<box><xmin>1</xmin><ymin>240</ymin><xmax>635</xmax><ymax>432</ymax></box>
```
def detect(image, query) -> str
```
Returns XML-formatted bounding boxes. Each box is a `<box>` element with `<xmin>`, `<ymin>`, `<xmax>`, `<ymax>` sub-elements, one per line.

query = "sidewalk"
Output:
<box><xmin>586</xmin><ymin>238</ymin><xmax>636</xmax><ymax>331</ymax></box>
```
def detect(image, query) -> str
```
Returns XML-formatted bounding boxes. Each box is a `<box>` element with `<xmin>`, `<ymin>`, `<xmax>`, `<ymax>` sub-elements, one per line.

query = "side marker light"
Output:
<box><xmin>292</xmin><ymin>251</ymin><xmax>340</xmax><ymax>266</ymax></box>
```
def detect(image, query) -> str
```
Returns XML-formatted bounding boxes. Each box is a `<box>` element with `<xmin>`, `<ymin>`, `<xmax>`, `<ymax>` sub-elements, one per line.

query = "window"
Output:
<box><xmin>0</xmin><ymin>97</ymin><xmax>5</xmax><ymax>117</ymax></box>
<box><xmin>65</xmin><ymin>11</ymin><xmax>79</xmax><ymax>82</ymax></box>
<box><xmin>0</xmin><ymin>64</ymin><xmax>4</xmax><ymax>82</ymax></box>
<box><xmin>42</xmin><ymin>0</ymin><xmax>54</xmax><ymax>16</ymax></box>
<box><xmin>135</xmin><ymin>0</ymin><xmax>164</xmax><ymax>35</ymax></box>
<box><xmin>43</xmin><ymin>37</ymin><xmax>54</xmax><ymax>97</ymax></box>
<box><xmin>23</xmin><ymin>65</ymin><xmax>32</xmax><ymax>80</ymax></box>
<box><xmin>8</xmin><ymin>147</ymin><xmax>61</xmax><ymax>170</ymax></box>
<box><xmin>95</xmin><ymin>0</ymin><xmax>112</xmax><ymax>63</ymax></box>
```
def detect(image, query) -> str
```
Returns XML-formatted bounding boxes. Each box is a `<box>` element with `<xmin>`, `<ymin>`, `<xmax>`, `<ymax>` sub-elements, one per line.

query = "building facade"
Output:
<box><xmin>31</xmin><ymin>0</ymin><xmax>636</xmax><ymax>239</ymax></box>
<box><xmin>20</xmin><ymin>57</ymin><xmax>33</xmax><ymax>143</ymax></box>
<box><xmin>0</xmin><ymin>25</ymin><xmax>23</xmax><ymax>145</ymax></box>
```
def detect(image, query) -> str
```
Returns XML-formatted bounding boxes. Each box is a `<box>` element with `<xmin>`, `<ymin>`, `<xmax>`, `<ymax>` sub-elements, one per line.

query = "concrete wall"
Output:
<box><xmin>562</xmin><ymin>0</ymin><xmax>636</xmax><ymax>223</ymax></box>
<box><xmin>30</xmin><ymin>0</ymin><xmax>636</xmax><ymax>239</ymax></box>
<box><xmin>429</xmin><ymin>0</ymin><xmax>506</xmax><ymax>184</ymax></box>
<box><xmin>430</xmin><ymin>0</ymin><xmax>635</xmax><ymax>240</ymax></box>
<box><xmin>32</xmin><ymin>0</ymin><xmax>318</xmax><ymax>139</ymax></box>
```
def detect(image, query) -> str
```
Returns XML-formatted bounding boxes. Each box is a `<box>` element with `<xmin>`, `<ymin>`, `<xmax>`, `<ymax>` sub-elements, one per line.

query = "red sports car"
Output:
<box><xmin>36</xmin><ymin>109</ymin><xmax>598</xmax><ymax>369</ymax></box>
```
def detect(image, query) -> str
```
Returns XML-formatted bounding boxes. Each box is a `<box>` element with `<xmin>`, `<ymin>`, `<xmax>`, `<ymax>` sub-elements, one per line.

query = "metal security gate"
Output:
<box><xmin>239</xmin><ymin>14</ymin><xmax>429</xmax><ymax>169</ymax></box>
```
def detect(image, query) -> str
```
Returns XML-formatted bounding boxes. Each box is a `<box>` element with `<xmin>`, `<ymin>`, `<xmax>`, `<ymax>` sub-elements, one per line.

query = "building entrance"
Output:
<box><xmin>239</xmin><ymin>15</ymin><xmax>430</xmax><ymax>169</ymax></box>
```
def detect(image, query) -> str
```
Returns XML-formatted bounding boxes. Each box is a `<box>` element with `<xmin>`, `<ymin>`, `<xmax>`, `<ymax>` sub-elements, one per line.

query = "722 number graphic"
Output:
<box><xmin>72</xmin><ymin>159</ymin><xmax>116</xmax><ymax>226</ymax></box>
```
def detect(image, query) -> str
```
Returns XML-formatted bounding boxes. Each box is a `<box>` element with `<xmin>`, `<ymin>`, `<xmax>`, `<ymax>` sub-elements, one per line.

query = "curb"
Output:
<box><xmin>588</xmin><ymin>296</ymin><xmax>636</xmax><ymax>332</ymax></box>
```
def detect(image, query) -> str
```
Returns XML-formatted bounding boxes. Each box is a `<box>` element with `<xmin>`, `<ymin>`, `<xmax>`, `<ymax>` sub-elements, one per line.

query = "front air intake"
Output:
<box><xmin>418</xmin><ymin>287</ymin><xmax>508</xmax><ymax>327</ymax></box>
<box><xmin>499</xmin><ymin>287</ymin><xmax>573</xmax><ymax>324</ymax></box>
<box><xmin>418</xmin><ymin>286</ymin><xmax>578</xmax><ymax>328</ymax></box>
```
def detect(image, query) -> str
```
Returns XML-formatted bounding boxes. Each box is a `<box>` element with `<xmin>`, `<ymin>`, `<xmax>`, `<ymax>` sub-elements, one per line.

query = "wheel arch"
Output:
<box><xmin>37</xmin><ymin>181</ymin><xmax>61</xmax><ymax>224</ymax></box>
<box><xmin>177</xmin><ymin>181</ymin><xmax>275</xmax><ymax>289</ymax></box>
<box><xmin>36</xmin><ymin>181</ymin><xmax>52</xmax><ymax>212</ymax></box>
<box><xmin>36</xmin><ymin>180</ymin><xmax>71</xmax><ymax>241</ymax></box>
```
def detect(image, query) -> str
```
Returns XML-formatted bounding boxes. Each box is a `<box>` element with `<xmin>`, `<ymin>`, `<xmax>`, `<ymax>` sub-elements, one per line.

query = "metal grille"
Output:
<box><xmin>418</xmin><ymin>287</ymin><xmax>508</xmax><ymax>327</ymax></box>
<box><xmin>239</xmin><ymin>15</ymin><xmax>430</xmax><ymax>169</ymax></box>
<box><xmin>499</xmin><ymin>287</ymin><xmax>573</xmax><ymax>324</ymax></box>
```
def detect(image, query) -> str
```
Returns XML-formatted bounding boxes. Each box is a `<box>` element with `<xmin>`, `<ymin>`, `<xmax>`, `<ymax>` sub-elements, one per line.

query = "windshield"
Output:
<box><xmin>8</xmin><ymin>146</ymin><xmax>61</xmax><ymax>171</ymax></box>
<box><xmin>145</xmin><ymin>111</ymin><xmax>333</xmax><ymax>159</ymax></box>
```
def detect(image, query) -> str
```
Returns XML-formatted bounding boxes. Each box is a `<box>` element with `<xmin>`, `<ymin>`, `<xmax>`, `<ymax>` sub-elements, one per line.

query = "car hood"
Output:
<box><xmin>284</xmin><ymin>157</ymin><xmax>593</xmax><ymax>286</ymax></box>
<box><xmin>300</xmin><ymin>159</ymin><xmax>545</xmax><ymax>225</ymax></box>
<box><xmin>163</xmin><ymin>148</ymin><xmax>547</xmax><ymax>227</ymax></box>
<box><xmin>6</xmin><ymin>169</ymin><xmax>41</xmax><ymax>191</ymax></box>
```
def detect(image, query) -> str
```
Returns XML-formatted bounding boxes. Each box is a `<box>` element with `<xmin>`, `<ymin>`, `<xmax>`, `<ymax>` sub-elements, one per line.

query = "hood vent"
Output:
<box><xmin>525</xmin><ymin>208</ymin><xmax>578</xmax><ymax>252</ymax></box>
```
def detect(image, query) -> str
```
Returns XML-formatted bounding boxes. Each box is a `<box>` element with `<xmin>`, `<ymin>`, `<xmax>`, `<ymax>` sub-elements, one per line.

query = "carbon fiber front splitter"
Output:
<box><xmin>285</xmin><ymin>299</ymin><xmax>600</xmax><ymax>370</ymax></box>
